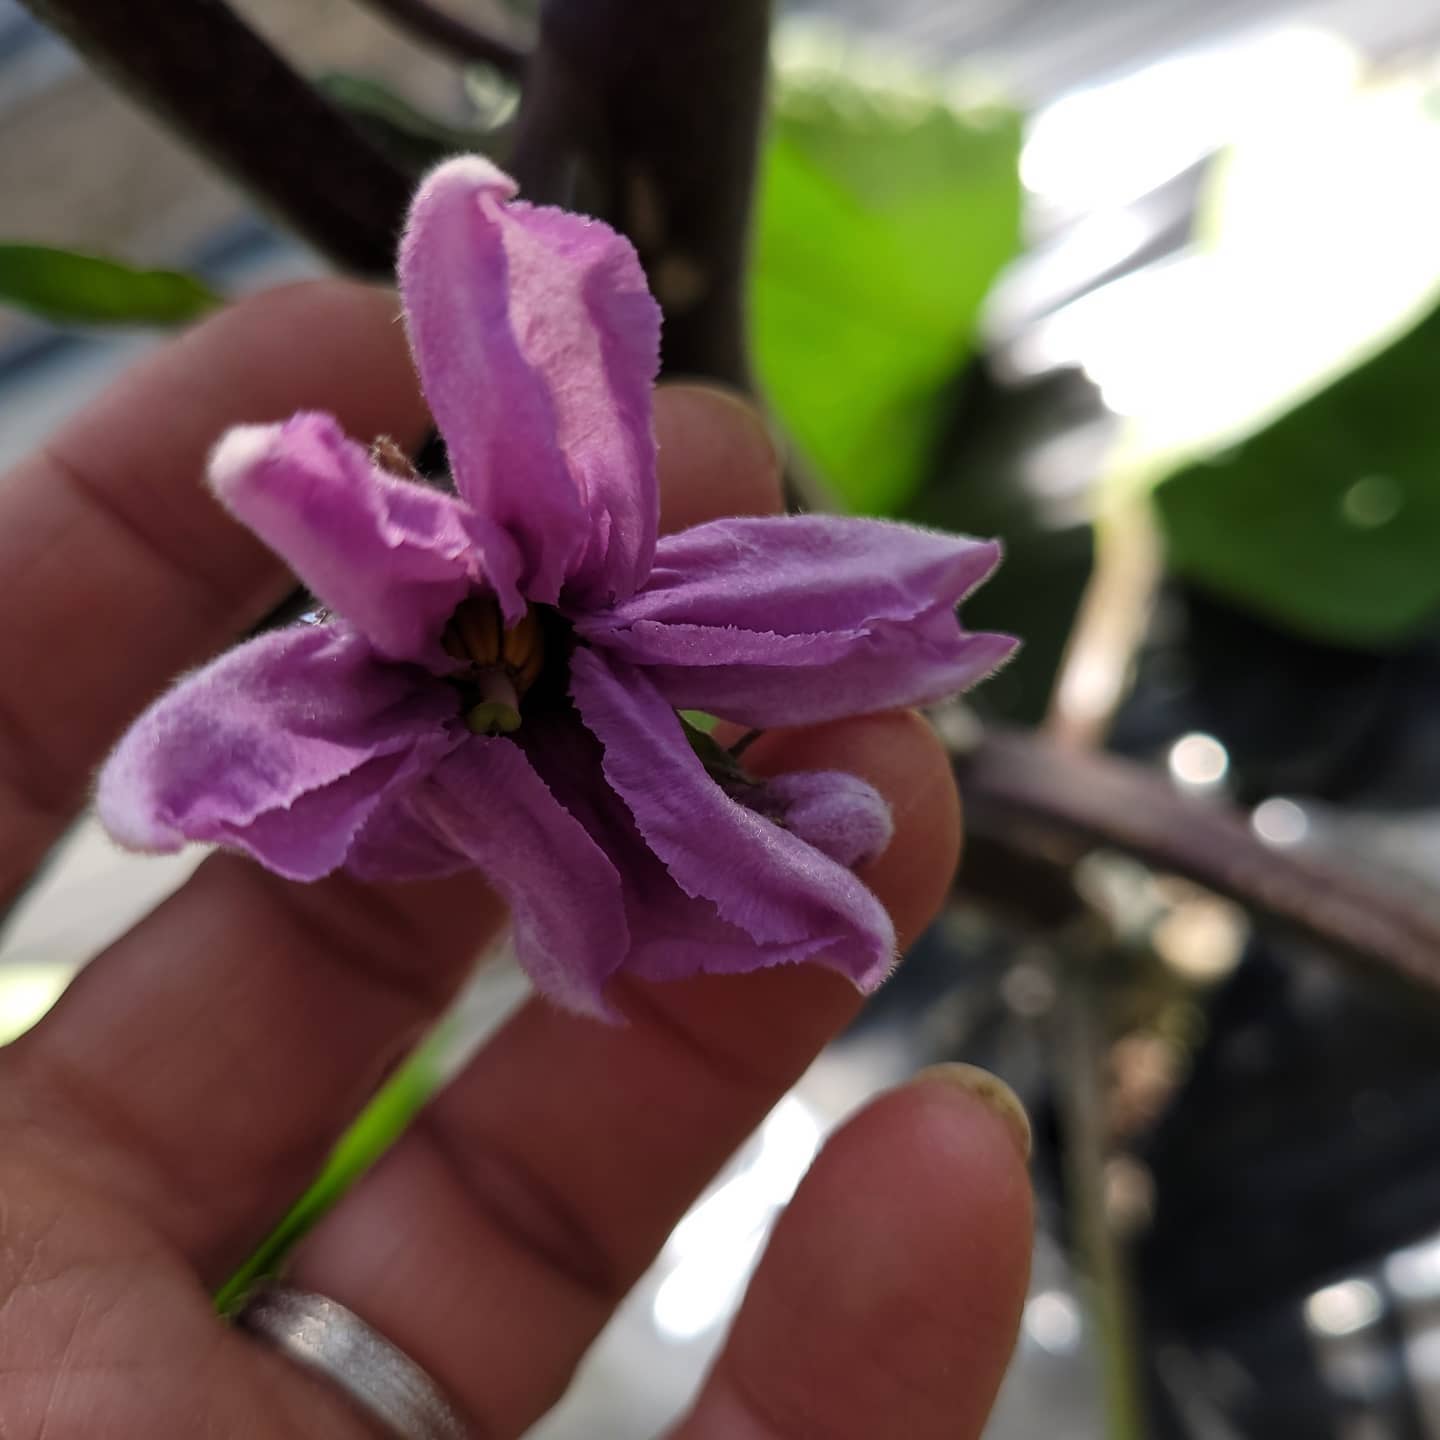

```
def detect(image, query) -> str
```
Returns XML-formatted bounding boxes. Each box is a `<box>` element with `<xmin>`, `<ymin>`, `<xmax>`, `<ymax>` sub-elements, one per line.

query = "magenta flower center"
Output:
<box><xmin>442</xmin><ymin>595</ymin><xmax>548</xmax><ymax>735</ymax></box>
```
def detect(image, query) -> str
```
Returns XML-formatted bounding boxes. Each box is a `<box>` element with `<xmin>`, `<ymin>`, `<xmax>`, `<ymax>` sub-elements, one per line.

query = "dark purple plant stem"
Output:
<box><xmin>955</xmin><ymin>728</ymin><xmax>1440</xmax><ymax>996</ymax></box>
<box><xmin>352</xmin><ymin>0</ymin><xmax>530</xmax><ymax>80</ymax></box>
<box><xmin>17</xmin><ymin>0</ymin><xmax>411</xmax><ymax>274</ymax></box>
<box><xmin>508</xmin><ymin>0</ymin><xmax>771</xmax><ymax>388</ymax></box>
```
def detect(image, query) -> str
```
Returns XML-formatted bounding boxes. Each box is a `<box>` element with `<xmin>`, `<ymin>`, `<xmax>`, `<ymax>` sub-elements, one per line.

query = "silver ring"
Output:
<box><xmin>236</xmin><ymin>1284</ymin><xmax>470</xmax><ymax>1439</ymax></box>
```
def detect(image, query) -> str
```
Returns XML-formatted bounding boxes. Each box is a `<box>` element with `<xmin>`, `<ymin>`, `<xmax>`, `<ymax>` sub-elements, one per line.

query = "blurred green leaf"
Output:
<box><xmin>752</xmin><ymin>48</ymin><xmax>1022</xmax><ymax>515</ymax></box>
<box><xmin>0</xmin><ymin>245</ymin><xmax>219</xmax><ymax>327</ymax></box>
<box><xmin>317</xmin><ymin>72</ymin><xmax>498</xmax><ymax>176</ymax></box>
<box><xmin>1114</xmin><ymin>59</ymin><xmax>1440</xmax><ymax>644</ymax></box>
<box><xmin>1154</xmin><ymin>301</ymin><xmax>1440</xmax><ymax>646</ymax></box>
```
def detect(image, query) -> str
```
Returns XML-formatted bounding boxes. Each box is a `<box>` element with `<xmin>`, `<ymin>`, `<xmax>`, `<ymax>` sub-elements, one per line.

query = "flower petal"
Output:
<box><xmin>518</xmin><ymin>711</ymin><xmax>854</xmax><ymax>983</ymax></box>
<box><xmin>569</xmin><ymin>648</ymin><xmax>896</xmax><ymax>990</ymax></box>
<box><xmin>757</xmin><ymin>771</ymin><xmax>894</xmax><ymax>869</ymax></box>
<box><xmin>97</xmin><ymin>625</ymin><xmax>460</xmax><ymax>880</ymax></box>
<box><xmin>210</xmin><ymin>414</ymin><xmax>477</xmax><ymax>669</ymax></box>
<box><xmin>400</xmin><ymin>157</ymin><xmax>661</xmax><ymax>615</ymax></box>
<box><xmin>576</xmin><ymin>515</ymin><xmax>1016</xmax><ymax>727</ymax></box>
<box><xmin>350</xmin><ymin>737</ymin><xmax>629</xmax><ymax>1020</ymax></box>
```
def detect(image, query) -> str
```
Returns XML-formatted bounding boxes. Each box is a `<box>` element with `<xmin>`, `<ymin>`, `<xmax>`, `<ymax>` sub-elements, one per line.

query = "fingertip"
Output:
<box><xmin>911</xmin><ymin>1062</ymin><xmax>1033</xmax><ymax>1163</ymax></box>
<box><xmin>653</xmin><ymin>383</ymin><xmax>783</xmax><ymax>534</ymax></box>
<box><xmin>191</xmin><ymin>280</ymin><xmax>430</xmax><ymax>448</ymax></box>
<box><xmin>693</xmin><ymin>1073</ymin><xmax>1032</xmax><ymax>1440</ymax></box>
<box><xmin>833</xmin><ymin>1074</ymin><xmax>1036</xmax><ymax>1355</ymax></box>
<box><xmin>743</xmin><ymin>710</ymin><xmax>962</xmax><ymax>952</ymax></box>
<box><xmin>836</xmin><ymin>1075</ymin><xmax>1035</xmax><ymax>1298</ymax></box>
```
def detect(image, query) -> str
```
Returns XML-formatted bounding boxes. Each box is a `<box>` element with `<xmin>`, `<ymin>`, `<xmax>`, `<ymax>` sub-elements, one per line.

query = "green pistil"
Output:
<box><xmin>465</xmin><ymin>700</ymin><xmax>522</xmax><ymax>735</ymax></box>
<box><xmin>463</xmin><ymin>669</ymin><xmax>522</xmax><ymax>735</ymax></box>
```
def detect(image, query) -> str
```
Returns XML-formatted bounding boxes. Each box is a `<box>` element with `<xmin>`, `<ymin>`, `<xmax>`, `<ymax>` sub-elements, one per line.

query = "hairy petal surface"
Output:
<box><xmin>569</xmin><ymin>649</ymin><xmax>896</xmax><ymax>991</ymax></box>
<box><xmin>209</xmin><ymin>413</ymin><xmax>476</xmax><ymax>670</ymax></box>
<box><xmin>350</xmin><ymin>737</ymin><xmax>630</xmax><ymax>1019</ymax></box>
<box><xmin>96</xmin><ymin>626</ymin><xmax>460</xmax><ymax>880</ymax></box>
<box><xmin>576</xmin><ymin>515</ymin><xmax>1017</xmax><ymax>727</ymax></box>
<box><xmin>517</xmin><ymin>712</ymin><xmax>848</xmax><ymax>984</ymax></box>
<box><xmin>757</xmin><ymin>770</ymin><xmax>894</xmax><ymax>869</ymax></box>
<box><xmin>400</xmin><ymin>156</ymin><xmax>661</xmax><ymax>616</ymax></box>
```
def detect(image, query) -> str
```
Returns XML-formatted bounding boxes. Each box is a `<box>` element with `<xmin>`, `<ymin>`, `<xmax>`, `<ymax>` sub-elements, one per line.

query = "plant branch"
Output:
<box><xmin>1055</xmin><ymin>957</ymin><xmax>1148</xmax><ymax>1440</ymax></box>
<box><xmin>352</xmin><ymin>0</ymin><xmax>530</xmax><ymax>80</ymax></box>
<box><xmin>508</xmin><ymin>0</ymin><xmax>772</xmax><ymax>387</ymax></box>
<box><xmin>1047</xmin><ymin>493</ymin><xmax>1162</xmax><ymax>750</ymax></box>
<box><xmin>18</xmin><ymin>0</ymin><xmax>413</xmax><ymax>275</ymax></box>
<box><xmin>955</xmin><ymin>728</ymin><xmax>1440</xmax><ymax>998</ymax></box>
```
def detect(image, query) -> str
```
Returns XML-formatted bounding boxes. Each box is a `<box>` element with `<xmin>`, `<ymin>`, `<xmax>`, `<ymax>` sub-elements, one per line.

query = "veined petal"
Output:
<box><xmin>569</xmin><ymin>648</ymin><xmax>896</xmax><ymax>991</ymax></box>
<box><xmin>351</xmin><ymin>737</ymin><xmax>629</xmax><ymax>1020</ymax></box>
<box><xmin>576</xmin><ymin>515</ymin><xmax>1016</xmax><ymax>727</ymax></box>
<box><xmin>518</xmin><ymin>711</ymin><xmax>857</xmax><ymax>985</ymax></box>
<box><xmin>210</xmin><ymin>414</ymin><xmax>476</xmax><ymax>669</ymax></box>
<box><xmin>97</xmin><ymin>625</ymin><xmax>459</xmax><ymax>880</ymax></box>
<box><xmin>400</xmin><ymin>157</ymin><xmax>661</xmax><ymax>616</ymax></box>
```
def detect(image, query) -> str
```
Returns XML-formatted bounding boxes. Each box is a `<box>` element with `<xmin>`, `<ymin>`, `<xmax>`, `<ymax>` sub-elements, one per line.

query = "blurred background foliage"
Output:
<box><xmin>7</xmin><ymin>1</ymin><xmax>1440</xmax><ymax>1436</ymax></box>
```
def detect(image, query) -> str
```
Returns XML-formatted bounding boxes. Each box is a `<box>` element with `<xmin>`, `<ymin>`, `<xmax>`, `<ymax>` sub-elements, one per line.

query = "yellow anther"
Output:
<box><xmin>442</xmin><ymin>597</ymin><xmax>547</xmax><ymax>700</ymax></box>
<box><xmin>502</xmin><ymin>609</ymin><xmax>541</xmax><ymax>671</ymax></box>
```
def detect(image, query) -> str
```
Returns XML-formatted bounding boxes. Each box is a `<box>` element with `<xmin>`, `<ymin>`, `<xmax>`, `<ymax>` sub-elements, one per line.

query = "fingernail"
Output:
<box><xmin>912</xmin><ymin>1063</ymin><xmax>1032</xmax><ymax>1162</ymax></box>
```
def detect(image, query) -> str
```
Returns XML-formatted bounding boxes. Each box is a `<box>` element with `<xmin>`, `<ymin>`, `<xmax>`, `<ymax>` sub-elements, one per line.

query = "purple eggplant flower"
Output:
<box><xmin>97</xmin><ymin>157</ymin><xmax>1014</xmax><ymax>1019</ymax></box>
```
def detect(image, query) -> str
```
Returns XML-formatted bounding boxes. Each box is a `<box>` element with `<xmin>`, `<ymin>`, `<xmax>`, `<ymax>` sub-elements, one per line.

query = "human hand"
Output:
<box><xmin>0</xmin><ymin>281</ymin><xmax>1032</xmax><ymax>1438</ymax></box>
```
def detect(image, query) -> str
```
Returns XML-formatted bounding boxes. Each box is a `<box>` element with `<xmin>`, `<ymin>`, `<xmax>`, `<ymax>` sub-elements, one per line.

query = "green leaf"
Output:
<box><xmin>1154</xmin><ymin>301</ymin><xmax>1440</xmax><ymax>646</ymax></box>
<box><xmin>679</xmin><ymin>712</ymin><xmax>755</xmax><ymax>786</ymax></box>
<box><xmin>0</xmin><ymin>245</ymin><xmax>219</xmax><ymax>327</ymax></box>
<box><xmin>752</xmin><ymin>38</ymin><xmax>1023</xmax><ymax>515</ymax></box>
<box><xmin>1110</xmin><ymin>59</ymin><xmax>1440</xmax><ymax>644</ymax></box>
<box><xmin>317</xmin><ymin>72</ymin><xmax>499</xmax><ymax>177</ymax></box>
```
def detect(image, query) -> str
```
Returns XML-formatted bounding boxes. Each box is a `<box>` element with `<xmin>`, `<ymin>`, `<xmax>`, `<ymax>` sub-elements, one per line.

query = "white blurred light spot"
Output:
<box><xmin>654</xmin><ymin>1096</ymin><xmax>822</xmax><ymax>1342</ymax></box>
<box><xmin>667</xmin><ymin>1098</ymin><xmax>820</xmax><ymax>1261</ymax></box>
<box><xmin>1169</xmin><ymin>733</ymin><xmax>1229</xmax><ymax>788</ymax></box>
<box><xmin>653</xmin><ymin>1226</ymin><xmax>767</xmax><ymax>1343</ymax></box>
<box><xmin>1153</xmin><ymin>897</ymin><xmax>1247</xmax><ymax>983</ymax></box>
<box><xmin>1024</xmin><ymin>1290</ymin><xmax>1084</xmax><ymax>1355</ymax></box>
<box><xmin>1402</xmin><ymin>1326</ymin><xmax>1440</xmax><ymax>1390</ymax></box>
<box><xmin>1384</xmin><ymin>1237</ymin><xmax>1440</xmax><ymax>1303</ymax></box>
<box><xmin>1252</xmin><ymin>797</ymin><xmax>1310</xmax><ymax>847</ymax></box>
<box><xmin>1340</xmin><ymin>475</ymin><xmax>1403</xmax><ymax>529</ymax></box>
<box><xmin>752</xmin><ymin>1095</ymin><xmax>823</xmax><ymax>1202</ymax></box>
<box><xmin>1305</xmin><ymin>1279</ymin><xmax>1383</xmax><ymax>1337</ymax></box>
<box><xmin>0</xmin><ymin>965</ymin><xmax>69</xmax><ymax>1044</ymax></box>
<box><xmin>1021</xmin><ymin>29</ymin><xmax>1357</xmax><ymax>212</ymax></box>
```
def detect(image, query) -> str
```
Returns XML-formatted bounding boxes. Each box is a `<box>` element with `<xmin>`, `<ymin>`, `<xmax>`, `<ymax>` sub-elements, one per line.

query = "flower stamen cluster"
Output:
<box><xmin>442</xmin><ymin>596</ymin><xmax>546</xmax><ymax>735</ymax></box>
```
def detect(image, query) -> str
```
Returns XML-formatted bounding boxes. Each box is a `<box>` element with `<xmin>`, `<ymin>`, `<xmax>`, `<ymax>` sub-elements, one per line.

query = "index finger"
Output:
<box><xmin>0</xmin><ymin>280</ymin><xmax>431</xmax><ymax>903</ymax></box>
